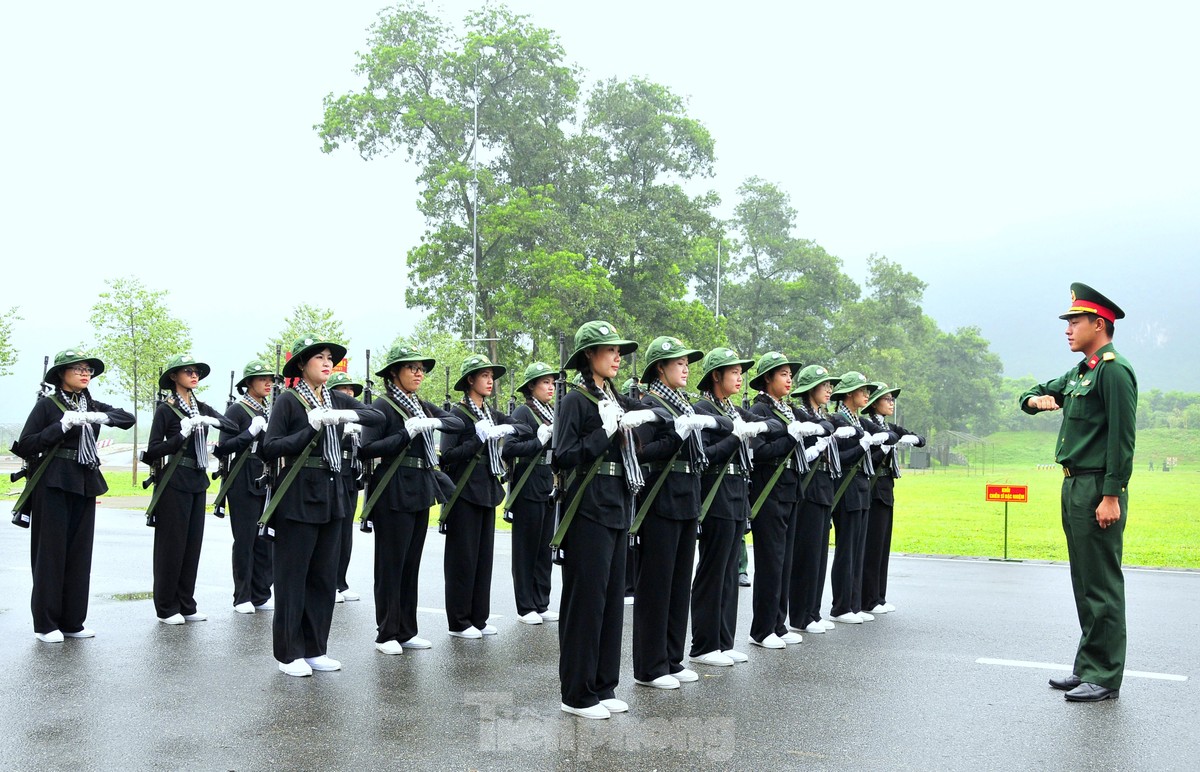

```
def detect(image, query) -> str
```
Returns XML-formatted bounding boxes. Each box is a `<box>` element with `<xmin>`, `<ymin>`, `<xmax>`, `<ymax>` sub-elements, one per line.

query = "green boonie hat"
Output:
<box><xmin>327</xmin><ymin>371</ymin><xmax>363</xmax><ymax>397</ymax></box>
<box><xmin>159</xmin><ymin>353</ymin><xmax>211</xmax><ymax>390</ymax></box>
<box><xmin>236</xmin><ymin>360</ymin><xmax>277</xmax><ymax>390</ymax></box>
<box><xmin>282</xmin><ymin>336</ymin><xmax>348</xmax><ymax>379</ymax></box>
<box><xmin>748</xmin><ymin>351</ymin><xmax>802</xmax><ymax>392</ymax></box>
<box><xmin>1059</xmin><ymin>282</ymin><xmax>1125</xmax><ymax>322</ymax></box>
<box><xmin>790</xmin><ymin>364</ymin><xmax>834</xmax><ymax>397</ymax></box>
<box><xmin>45</xmin><ymin>348</ymin><xmax>105</xmax><ymax>384</ymax></box>
<box><xmin>698</xmin><ymin>347</ymin><xmax>755</xmax><ymax>388</ymax></box>
<box><xmin>620</xmin><ymin>378</ymin><xmax>636</xmax><ymax>397</ymax></box>
<box><xmin>517</xmin><ymin>361</ymin><xmax>556</xmax><ymax>392</ymax></box>
<box><xmin>566</xmin><ymin>321</ymin><xmax>638</xmax><ymax>370</ymax></box>
<box><xmin>455</xmin><ymin>353</ymin><xmax>506</xmax><ymax>392</ymax></box>
<box><xmin>640</xmin><ymin>336</ymin><xmax>703</xmax><ymax>382</ymax></box>
<box><xmin>831</xmin><ymin>370</ymin><xmax>873</xmax><ymax>397</ymax></box>
<box><xmin>375</xmin><ymin>343</ymin><xmax>436</xmax><ymax>378</ymax></box>
<box><xmin>862</xmin><ymin>381</ymin><xmax>901</xmax><ymax>411</ymax></box>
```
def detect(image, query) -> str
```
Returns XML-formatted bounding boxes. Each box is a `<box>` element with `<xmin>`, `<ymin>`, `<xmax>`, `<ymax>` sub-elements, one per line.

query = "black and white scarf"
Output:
<box><xmin>173</xmin><ymin>390</ymin><xmax>209</xmax><ymax>469</ymax></box>
<box><xmin>648</xmin><ymin>380</ymin><xmax>708</xmax><ymax>473</ymax></box>
<box><xmin>596</xmin><ymin>382</ymin><xmax>645</xmax><ymax>496</ymax></box>
<box><xmin>702</xmin><ymin>390</ymin><xmax>752</xmax><ymax>474</ymax></box>
<box><xmin>296</xmin><ymin>380</ymin><xmax>341</xmax><ymax>473</ymax></box>
<box><xmin>389</xmin><ymin>382</ymin><xmax>438</xmax><ymax>469</ymax></box>
<box><xmin>461</xmin><ymin>398</ymin><xmax>506</xmax><ymax>479</ymax></box>
<box><xmin>529</xmin><ymin>397</ymin><xmax>555</xmax><ymax>426</ymax></box>
<box><xmin>767</xmin><ymin>395</ymin><xmax>808</xmax><ymax>473</ymax></box>
<box><xmin>60</xmin><ymin>388</ymin><xmax>100</xmax><ymax>468</ymax></box>
<box><xmin>241</xmin><ymin>394</ymin><xmax>269</xmax><ymax>419</ymax></box>
<box><xmin>838</xmin><ymin>403</ymin><xmax>873</xmax><ymax>477</ymax></box>
<box><xmin>805</xmin><ymin>402</ymin><xmax>841</xmax><ymax>478</ymax></box>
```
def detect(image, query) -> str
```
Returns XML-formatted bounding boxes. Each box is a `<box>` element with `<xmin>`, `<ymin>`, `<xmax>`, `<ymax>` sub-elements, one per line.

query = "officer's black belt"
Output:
<box><xmin>52</xmin><ymin>449</ymin><xmax>82</xmax><ymax>461</ymax></box>
<box><xmin>394</xmin><ymin>456</ymin><xmax>428</xmax><ymax>469</ymax></box>
<box><xmin>643</xmin><ymin>460</ymin><xmax>693</xmax><ymax>475</ymax></box>
<box><xmin>1062</xmin><ymin>467</ymin><xmax>1104</xmax><ymax>478</ymax></box>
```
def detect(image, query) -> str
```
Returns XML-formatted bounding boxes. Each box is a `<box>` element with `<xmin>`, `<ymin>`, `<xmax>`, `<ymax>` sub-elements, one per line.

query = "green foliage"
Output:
<box><xmin>0</xmin><ymin>306</ymin><xmax>21</xmax><ymax>377</ymax></box>
<box><xmin>260</xmin><ymin>304</ymin><xmax>348</xmax><ymax>367</ymax></box>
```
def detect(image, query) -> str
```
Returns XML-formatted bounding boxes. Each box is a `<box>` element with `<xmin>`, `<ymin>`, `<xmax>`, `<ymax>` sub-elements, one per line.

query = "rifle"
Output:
<box><xmin>10</xmin><ymin>355</ymin><xmax>50</xmax><ymax>485</ymax></box>
<box><xmin>443</xmin><ymin>366</ymin><xmax>452</xmax><ymax>412</ymax></box>
<box><xmin>210</xmin><ymin>369</ymin><xmax>236</xmax><ymax>518</ymax></box>
<box><xmin>359</xmin><ymin>349</ymin><xmax>376</xmax><ymax>533</ymax></box>
<box><xmin>550</xmin><ymin>332</ymin><xmax>567</xmax><ymax>564</ymax></box>
<box><xmin>10</xmin><ymin>356</ymin><xmax>52</xmax><ymax>527</ymax></box>
<box><xmin>741</xmin><ymin>372</ymin><xmax>750</xmax><ymax>410</ymax></box>
<box><xmin>630</xmin><ymin>352</ymin><xmax>642</xmax><ymax>399</ymax></box>
<box><xmin>138</xmin><ymin>369</ymin><xmax>167</xmax><ymax>494</ymax></box>
<box><xmin>257</xmin><ymin>344</ymin><xmax>283</xmax><ymax>540</ymax></box>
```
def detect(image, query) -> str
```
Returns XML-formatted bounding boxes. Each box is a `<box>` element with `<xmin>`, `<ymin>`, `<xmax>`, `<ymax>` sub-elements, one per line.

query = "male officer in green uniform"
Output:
<box><xmin>1020</xmin><ymin>282</ymin><xmax>1137</xmax><ymax>702</ymax></box>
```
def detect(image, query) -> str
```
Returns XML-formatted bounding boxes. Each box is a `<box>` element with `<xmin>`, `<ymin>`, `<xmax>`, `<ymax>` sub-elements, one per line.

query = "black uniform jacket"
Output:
<box><xmin>15</xmin><ymin>393</ymin><xmax>135</xmax><ymax>499</ymax></box>
<box><xmin>144</xmin><ymin>398</ymin><xmax>239</xmax><ymax>494</ymax></box>
<box><xmin>860</xmin><ymin>415</ymin><xmax>925</xmax><ymax>506</ymax></box>
<box><xmin>747</xmin><ymin>394</ymin><xmax>806</xmax><ymax>504</ymax></box>
<box><xmin>633</xmin><ymin>392</ymin><xmax>734</xmax><ymax>521</ymax></box>
<box><xmin>792</xmin><ymin>403</ymin><xmax>838</xmax><ymax>507</ymax></box>
<box><xmin>439</xmin><ymin>401</ymin><xmax>532</xmax><ymax>509</ymax></box>
<box><xmin>214</xmin><ymin>400</ymin><xmax>269</xmax><ymax>497</ymax></box>
<box><xmin>553</xmin><ymin>386</ymin><xmax>635</xmax><ymax>530</ymax></box>
<box><xmin>502</xmin><ymin>403</ymin><xmax>554</xmax><ymax>504</ymax></box>
<box><xmin>260</xmin><ymin>388</ymin><xmax>383</xmax><ymax>524</ymax></box>
<box><xmin>827</xmin><ymin>411</ymin><xmax>871</xmax><ymax>511</ymax></box>
<box><xmin>693</xmin><ymin>399</ymin><xmax>782</xmax><ymax>522</ymax></box>
<box><xmin>360</xmin><ymin>394</ymin><xmax>465</xmax><ymax>513</ymax></box>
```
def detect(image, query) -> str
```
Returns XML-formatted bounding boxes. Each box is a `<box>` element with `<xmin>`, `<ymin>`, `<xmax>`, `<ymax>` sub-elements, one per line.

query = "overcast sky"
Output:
<box><xmin>2</xmin><ymin>1</ymin><xmax>1197</xmax><ymax>423</ymax></box>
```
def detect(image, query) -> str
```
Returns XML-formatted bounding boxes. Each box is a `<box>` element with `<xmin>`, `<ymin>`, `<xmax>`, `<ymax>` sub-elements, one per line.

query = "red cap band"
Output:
<box><xmin>1065</xmin><ymin>300</ymin><xmax>1116</xmax><ymax>323</ymax></box>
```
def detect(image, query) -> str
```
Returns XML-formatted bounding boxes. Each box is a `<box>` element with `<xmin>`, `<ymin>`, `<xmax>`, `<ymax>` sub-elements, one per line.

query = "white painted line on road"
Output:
<box><xmin>976</xmin><ymin>657</ymin><xmax>1188</xmax><ymax>682</ymax></box>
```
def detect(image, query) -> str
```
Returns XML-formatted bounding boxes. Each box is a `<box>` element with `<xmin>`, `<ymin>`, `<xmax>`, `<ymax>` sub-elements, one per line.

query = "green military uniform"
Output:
<box><xmin>1020</xmin><ymin>283</ymin><xmax>1136</xmax><ymax>692</ymax></box>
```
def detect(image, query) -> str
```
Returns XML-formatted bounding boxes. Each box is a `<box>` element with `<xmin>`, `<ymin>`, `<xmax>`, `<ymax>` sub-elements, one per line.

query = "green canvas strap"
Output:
<box><xmin>548</xmin><ymin>454</ymin><xmax>606</xmax><ymax>552</ymax></box>
<box><xmin>258</xmin><ymin>390</ymin><xmax>319</xmax><ymax>526</ymax></box>
<box><xmin>503</xmin><ymin>410</ymin><xmax>549</xmax><ymax>512</ymax></box>
<box><xmin>145</xmin><ymin>401</ymin><xmax>193</xmax><ymax>519</ymax></box>
<box><xmin>11</xmin><ymin>397</ymin><xmax>72</xmax><ymax>517</ymax></box>
<box><xmin>749</xmin><ymin>457</ymin><xmax>790</xmax><ymax>520</ymax></box>
<box><xmin>438</xmin><ymin>404</ymin><xmax>487</xmax><ymax>527</ymax></box>
<box><xmin>697</xmin><ymin>464</ymin><xmax>730</xmax><ymax>524</ymax></box>
<box><xmin>830</xmin><ymin>461</ymin><xmax>862</xmax><ymax>511</ymax></box>
<box><xmin>359</xmin><ymin>446</ymin><xmax>410</xmax><ymax>522</ymax></box>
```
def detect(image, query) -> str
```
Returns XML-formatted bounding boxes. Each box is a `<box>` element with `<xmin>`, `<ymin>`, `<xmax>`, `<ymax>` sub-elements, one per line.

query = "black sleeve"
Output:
<box><xmin>14</xmin><ymin>399</ymin><xmax>65</xmax><ymax>458</ymax></box>
<box><xmin>554</xmin><ymin>390</ymin><xmax>613</xmax><ymax>472</ymax></box>
<box><xmin>144</xmin><ymin>403</ymin><xmax>186</xmax><ymax>464</ymax></box>
<box><xmin>261</xmin><ymin>393</ymin><xmax>319</xmax><ymax>461</ymax></box>
<box><xmin>749</xmin><ymin>401</ymin><xmax>797</xmax><ymax>461</ymax></box>
<box><xmin>360</xmin><ymin>401</ymin><xmax>410</xmax><ymax>460</ymax></box>
<box><xmin>215</xmin><ymin>403</ymin><xmax>255</xmax><ymax>458</ymax></box>
<box><xmin>439</xmin><ymin>405</ymin><xmax>483</xmax><ymax>465</ymax></box>
<box><xmin>502</xmin><ymin>404</ymin><xmax>544</xmax><ymax>460</ymax></box>
<box><xmin>200</xmin><ymin>401</ymin><xmax>241</xmax><ymax>435</ymax></box>
<box><xmin>331</xmin><ymin>390</ymin><xmax>385</xmax><ymax>427</ymax></box>
<box><xmin>92</xmin><ymin>399</ymin><xmax>136</xmax><ymax>431</ymax></box>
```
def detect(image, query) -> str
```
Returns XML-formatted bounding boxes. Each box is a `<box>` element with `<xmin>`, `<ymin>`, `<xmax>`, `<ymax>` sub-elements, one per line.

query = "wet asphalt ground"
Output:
<box><xmin>0</xmin><ymin>507</ymin><xmax>1195</xmax><ymax>771</ymax></box>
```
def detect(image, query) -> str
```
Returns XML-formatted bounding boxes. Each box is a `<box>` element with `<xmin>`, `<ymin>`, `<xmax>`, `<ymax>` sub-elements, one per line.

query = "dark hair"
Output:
<box><xmin>578</xmin><ymin>357</ymin><xmax>639</xmax><ymax>412</ymax></box>
<box><xmin>1085</xmin><ymin>313</ymin><xmax>1116</xmax><ymax>338</ymax></box>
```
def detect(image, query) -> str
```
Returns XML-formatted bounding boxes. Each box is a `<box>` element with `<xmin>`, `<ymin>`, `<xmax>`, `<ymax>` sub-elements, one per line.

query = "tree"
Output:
<box><xmin>0</xmin><ymin>306</ymin><xmax>21</xmax><ymax>377</ymax></box>
<box><xmin>260</xmin><ymin>304</ymin><xmax>349</xmax><ymax>370</ymax></box>
<box><xmin>89</xmin><ymin>278</ymin><xmax>190</xmax><ymax>484</ymax></box>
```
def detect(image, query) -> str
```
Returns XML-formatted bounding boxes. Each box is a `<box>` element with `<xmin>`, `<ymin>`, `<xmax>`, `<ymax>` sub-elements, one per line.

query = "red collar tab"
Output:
<box><xmin>1086</xmin><ymin>354</ymin><xmax>1100</xmax><ymax>370</ymax></box>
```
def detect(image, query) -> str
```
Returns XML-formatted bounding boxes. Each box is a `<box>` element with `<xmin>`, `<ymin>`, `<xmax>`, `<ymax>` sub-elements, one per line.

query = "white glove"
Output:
<box><xmin>537</xmin><ymin>423</ymin><xmax>553</xmax><ymax>445</ymax></box>
<box><xmin>870</xmin><ymin>432</ymin><xmax>890</xmax><ymax>446</ymax></box>
<box><xmin>859</xmin><ymin>434</ymin><xmax>872</xmax><ymax>452</ymax></box>
<box><xmin>813</xmin><ymin>436</ymin><xmax>831</xmax><ymax>453</ymax></box>
<box><xmin>248</xmin><ymin>415</ymin><xmax>268</xmax><ymax>436</ymax></box>
<box><xmin>179</xmin><ymin>416</ymin><xmax>197</xmax><ymax>437</ymax></box>
<box><xmin>804</xmin><ymin>445</ymin><xmax>821</xmax><ymax>462</ymax></box>
<box><xmin>786</xmin><ymin>421</ymin><xmax>807</xmax><ymax>442</ymax></box>
<box><xmin>598</xmin><ymin>400</ymin><xmax>622</xmax><ymax>437</ymax></box>
<box><xmin>797</xmin><ymin>421</ymin><xmax>824</xmax><ymax>437</ymax></box>
<box><xmin>308</xmin><ymin>408</ymin><xmax>330</xmax><ymax>431</ymax></box>
<box><xmin>82</xmin><ymin>411</ymin><xmax>109</xmax><ymax>424</ymax></box>
<box><xmin>475</xmin><ymin>418</ymin><xmax>493</xmax><ymax>442</ymax></box>
<box><xmin>199</xmin><ymin>416</ymin><xmax>222</xmax><ymax>428</ymax></box>
<box><xmin>343</xmin><ymin>422</ymin><xmax>362</xmax><ymax>437</ymax></box>
<box><xmin>486</xmin><ymin>424</ymin><xmax>516</xmax><ymax>440</ymax></box>
<box><xmin>405</xmin><ymin>417</ymin><xmax>441</xmax><ymax>435</ymax></box>
<box><xmin>881</xmin><ymin>443</ymin><xmax>895</xmax><ymax>453</ymax></box>
<box><xmin>731</xmin><ymin>417</ymin><xmax>751</xmax><ymax>440</ymax></box>
<box><xmin>834</xmin><ymin>425</ymin><xmax>857</xmax><ymax>439</ymax></box>
<box><xmin>673</xmin><ymin>414</ymin><xmax>706</xmax><ymax>440</ymax></box>
<box><xmin>619</xmin><ymin>410</ymin><xmax>658</xmax><ymax>429</ymax></box>
<box><xmin>898</xmin><ymin>434</ymin><xmax>920</xmax><ymax>447</ymax></box>
<box><xmin>328</xmin><ymin>409</ymin><xmax>360</xmax><ymax>425</ymax></box>
<box><xmin>59</xmin><ymin>411</ymin><xmax>88</xmax><ymax>431</ymax></box>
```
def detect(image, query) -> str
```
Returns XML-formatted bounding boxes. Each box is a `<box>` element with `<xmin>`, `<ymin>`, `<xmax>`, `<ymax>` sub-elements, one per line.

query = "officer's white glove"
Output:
<box><xmin>179</xmin><ymin>416</ymin><xmax>197</xmax><ymax>437</ymax></box>
<box><xmin>619</xmin><ymin>409</ymin><xmax>658</xmax><ymax>430</ymax></box>
<box><xmin>83</xmin><ymin>411</ymin><xmax>111</xmax><ymax>425</ymax></box>
<box><xmin>59</xmin><ymin>411</ymin><xmax>88</xmax><ymax>431</ymax></box>
<box><xmin>537</xmin><ymin>423</ymin><xmax>553</xmax><ymax>445</ymax></box>
<box><xmin>834</xmin><ymin>425</ymin><xmax>858</xmax><ymax>439</ymax></box>
<box><xmin>308</xmin><ymin>408</ymin><xmax>330</xmax><ymax>431</ymax></box>
<box><xmin>870</xmin><ymin>432</ymin><xmax>890</xmax><ymax>446</ymax></box>
<box><xmin>486</xmin><ymin>424</ymin><xmax>516</xmax><ymax>441</ymax></box>
<box><xmin>898</xmin><ymin>434</ymin><xmax>920</xmax><ymax>447</ymax></box>
<box><xmin>343</xmin><ymin>422</ymin><xmax>362</xmax><ymax>437</ymax></box>
<box><xmin>804</xmin><ymin>445</ymin><xmax>822</xmax><ymax>462</ymax></box>
<box><xmin>248</xmin><ymin>415</ymin><xmax>268</xmax><ymax>436</ymax></box>
<box><xmin>598</xmin><ymin>400</ymin><xmax>622</xmax><ymax>437</ymax></box>
<box><xmin>859</xmin><ymin>434</ymin><xmax>873</xmax><ymax>452</ymax></box>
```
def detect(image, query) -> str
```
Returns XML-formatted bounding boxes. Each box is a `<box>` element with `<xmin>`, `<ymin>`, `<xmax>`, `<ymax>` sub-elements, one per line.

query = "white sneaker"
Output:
<box><xmin>401</xmin><ymin>636</ymin><xmax>432</xmax><ymax>649</ymax></box>
<box><xmin>820</xmin><ymin>619</ymin><xmax>836</xmax><ymax>630</ymax></box>
<box><xmin>35</xmin><ymin>630</ymin><xmax>64</xmax><ymax>643</ymax></box>
<box><xmin>63</xmin><ymin>628</ymin><xmax>96</xmax><ymax>639</ymax></box>
<box><xmin>517</xmin><ymin>611</ymin><xmax>543</xmax><ymax>625</ymax></box>
<box><xmin>780</xmin><ymin>631</ymin><xmax>802</xmax><ymax>645</ymax></box>
<box><xmin>858</xmin><ymin>611</ymin><xmax>875</xmax><ymax>622</ymax></box>
<box><xmin>786</xmin><ymin>623</ymin><xmax>805</xmax><ymax>633</ymax></box>
<box><xmin>159</xmin><ymin>614</ymin><xmax>185</xmax><ymax>625</ymax></box>
<box><xmin>375</xmin><ymin>640</ymin><xmax>404</xmax><ymax>655</ymax></box>
<box><xmin>561</xmin><ymin>702</ymin><xmax>610</xmax><ymax>719</ymax></box>
<box><xmin>869</xmin><ymin>604</ymin><xmax>889</xmax><ymax>615</ymax></box>
<box><xmin>254</xmin><ymin>599</ymin><xmax>274</xmax><ymax>611</ymax></box>
<box><xmin>635</xmin><ymin>674</ymin><xmax>680</xmax><ymax>690</ymax></box>
<box><xmin>305</xmin><ymin>655</ymin><xmax>341</xmax><ymax>672</ymax></box>
<box><xmin>804</xmin><ymin>621</ymin><xmax>826</xmax><ymax>634</ymax></box>
<box><xmin>335</xmin><ymin>591</ymin><xmax>345</xmax><ymax>603</ymax></box>
<box><xmin>749</xmin><ymin>634</ymin><xmax>786</xmax><ymax>649</ymax></box>
<box><xmin>689</xmin><ymin>650</ymin><xmax>734</xmax><ymax>667</ymax></box>
<box><xmin>538</xmin><ymin>610</ymin><xmax>560</xmax><ymax>622</ymax></box>
<box><xmin>623</xmin><ymin>596</ymin><xmax>634</xmax><ymax>606</ymax></box>
<box><xmin>234</xmin><ymin>602</ymin><xmax>255</xmax><ymax>614</ymax></box>
<box><xmin>673</xmin><ymin>668</ymin><xmax>699</xmax><ymax>683</ymax></box>
<box><xmin>600</xmin><ymin>698</ymin><xmax>629</xmax><ymax>713</ymax></box>
<box><xmin>722</xmin><ymin>649</ymin><xmax>749</xmax><ymax>663</ymax></box>
<box><xmin>341</xmin><ymin>590</ymin><xmax>361</xmax><ymax>602</ymax></box>
<box><xmin>448</xmin><ymin>626</ymin><xmax>482</xmax><ymax>639</ymax></box>
<box><xmin>479</xmin><ymin>624</ymin><xmax>498</xmax><ymax>636</ymax></box>
<box><xmin>882</xmin><ymin>602</ymin><xmax>896</xmax><ymax>613</ymax></box>
<box><xmin>279</xmin><ymin>659</ymin><xmax>313</xmax><ymax>677</ymax></box>
<box><xmin>832</xmin><ymin>612</ymin><xmax>862</xmax><ymax>624</ymax></box>
<box><xmin>183</xmin><ymin>613</ymin><xmax>208</xmax><ymax>622</ymax></box>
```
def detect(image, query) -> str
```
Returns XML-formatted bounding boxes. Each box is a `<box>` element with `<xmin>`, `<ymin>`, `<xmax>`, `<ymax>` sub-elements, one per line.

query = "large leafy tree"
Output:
<box><xmin>89</xmin><ymin>278</ymin><xmax>190</xmax><ymax>484</ymax></box>
<box><xmin>0</xmin><ymin>306</ymin><xmax>21</xmax><ymax>377</ymax></box>
<box><xmin>260</xmin><ymin>304</ymin><xmax>349</xmax><ymax>370</ymax></box>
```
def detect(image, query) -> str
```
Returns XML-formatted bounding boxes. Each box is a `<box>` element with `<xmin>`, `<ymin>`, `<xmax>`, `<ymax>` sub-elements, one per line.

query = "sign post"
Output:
<box><xmin>985</xmin><ymin>483</ymin><xmax>1029</xmax><ymax>561</ymax></box>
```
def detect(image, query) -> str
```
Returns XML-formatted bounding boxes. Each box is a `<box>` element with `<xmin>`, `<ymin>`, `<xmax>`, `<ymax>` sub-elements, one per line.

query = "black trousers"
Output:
<box><xmin>152</xmin><ymin>485</ymin><xmax>206</xmax><ymax>619</ymax></box>
<box><xmin>272</xmin><ymin>516</ymin><xmax>340</xmax><ymax>663</ymax></box>
<box><xmin>861</xmin><ymin>500</ymin><xmax>894</xmax><ymax>611</ymax></box>
<box><xmin>30</xmin><ymin>487</ymin><xmax>95</xmax><ymax>635</ymax></box>
<box><xmin>830</xmin><ymin>503</ymin><xmax>869</xmax><ymax>616</ymax></box>
<box><xmin>633</xmin><ymin>515</ymin><xmax>696</xmax><ymax>681</ymax></box>
<box><xmin>624</xmin><ymin>543</ymin><xmax>638</xmax><ymax>597</ymax></box>
<box><xmin>373</xmin><ymin>507</ymin><xmax>429</xmax><ymax>644</ymax></box>
<box><xmin>443</xmin><ymin>500</ymin><xmax>495</xmax><ymax>632</ymax></box>
<box><xmin>749</xmin><ymin>495</ymin><xmax>797</xmax><ymax>642</ymax></box>
<box><xmin>790</xmin><ymin>499</ymin><xmax>832</xmax><ymax>629</ymax></box>
<box><xmin>227</xmin><ymin>487</ymin><xmax>272</xmax><ymax>607</ymax></box>
<box><xmin>690</xmin><ymin>516</ymin><xmax>742</xmax><ymax>656</ymax></box>
<box><xmin>336</xmin><ymin>484</ymin><xmax>357</xmax><ymax>592</ymax></box>
<box><xmin>559</xmin><ymin>514</ymin><xmax>626</xmax><ymax>709</ymax></box>
<box><xmin>510</xmin><ymin>495</ymin><xmax>554</xmax><ymax>615</ymax></box>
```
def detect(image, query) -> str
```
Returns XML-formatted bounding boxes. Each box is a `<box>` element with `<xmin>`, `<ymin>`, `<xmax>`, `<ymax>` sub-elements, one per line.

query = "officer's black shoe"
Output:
<box><xmin>1049</xmin><ymin>674</ymin><xmax>1082</xmax><ymax>691</ymax></box>
<box><xmin>1064</xmin><ymin>682</ymin><xmax>1119</xmax><ymax>702</ymax></box>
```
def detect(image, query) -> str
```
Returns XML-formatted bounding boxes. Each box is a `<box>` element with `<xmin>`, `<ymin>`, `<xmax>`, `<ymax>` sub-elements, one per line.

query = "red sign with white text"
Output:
<box><xmin>985</xmin><ymin>484</ymin><xmax>1028</xmax><ymax>503</ymax></box>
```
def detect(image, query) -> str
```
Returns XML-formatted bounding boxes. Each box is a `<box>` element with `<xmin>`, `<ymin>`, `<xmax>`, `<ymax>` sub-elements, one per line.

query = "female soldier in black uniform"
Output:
<box><xmin>327</xmin><ymin>371</ymin><xmax>365</xmax><ymax>604</ymax></box>
<box><xmin>503</xmin><ymin>362</ymin><xmax>559</xmax><ymax>626</ymax></box>
<box><xmin>215</xmin><ymin>360</ymin><xmax>276</xmax><ymax>614</ymax></box>
<box><xmin>827</xmin><ymin>372</ymin><xmax>888</xmax><ymax>624</ymax></box>
<box><xmin>261</xmin><ymin>336</ymin><xmax>382</xmax><ymax>677</ymax></box>
<box><xmin>15</xmin><ymin>349</ymin><xmax>134</xmax><ymax>642</ymax></box>
<box><xmin>144</xmin><ymin>353</ymin><xmax>238</xmax><ymax>625</ymax></box>
<box><xmin>689</xmin><ymin>348</ymin><xmax>776</xmax><ymax>667</ymax></box>
<box><xmin>439</xmin><ymin>354</ymin><xmax>531</xmax><ymax>639</ymax></box>
<box><xmin>859</xmin><ymin>383</ymin><xmax>924</xmax><ymax>615</ymax></box>
<box><xmin>359</xmin><ymin>344</ymin><xmax>464</xmax><ymax>655</ymax></box>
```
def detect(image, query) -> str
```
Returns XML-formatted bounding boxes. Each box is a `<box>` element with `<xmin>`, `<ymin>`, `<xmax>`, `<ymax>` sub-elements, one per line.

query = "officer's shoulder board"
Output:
<box><xmin>1102</xmin><ymin>352</ymin><xmax>1116</xmax><ymax>361</ymax></box>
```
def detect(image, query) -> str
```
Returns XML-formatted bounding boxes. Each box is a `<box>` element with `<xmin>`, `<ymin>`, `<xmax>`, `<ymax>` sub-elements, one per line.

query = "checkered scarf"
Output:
<box><xmin>802</xmin><ymin>402</ymin><xmax>841</xmax><ymax>478</ymax></box>
<box><xmin>767</xmin><ymin>395</ymin><xmax>807</xmax><ymax>473</ymax></box>
<box><xmin>59</xmin><ymin>388</ymin><xmax>100</xmax><ymax>468</ymax></box>
<box><xmin>173</xmin><ymin>390</ymin><xmax>209</xmax><ymax>469</ymax></box>
<box><xmin>597</xmin><ymin>381</ymin><xmax>645</xmax><ymax>495</ymax></box>
<box><xmin>461</xmin><ymin>397</ymin><xmax>506</xmax><ymax>479</ymax></box>
<box><xmin>296</xmin><ymin>380</ymin><xmax>341</xmax><ymax>473</ymax></box>
<box><xmin>701</xmin><ymin>391</ymin><xmax>752</xmax><ymax>473</ymax></box>
<box><xmin>388</xmin><ymin>382</ymin><xmax>438</xmax><ymax>468</ymax></box>
<box><xmin>241</xmin><ymin>394</ymin><xmax>269</xmax><ymax>420</ymax></box>
<box><xmin>529</xmin><ymin>396</ymin><xmax>555</xmax><ymax>426</ymax></box>
<box><xmin>838</xmin><ymin>402</ymin><xmax>873</xmax><ymax>477</ymax></box>
<box><xmin>648</xmin><ymin>379</ymin><xmax>708</xmax><ymax>472</ymax></box>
